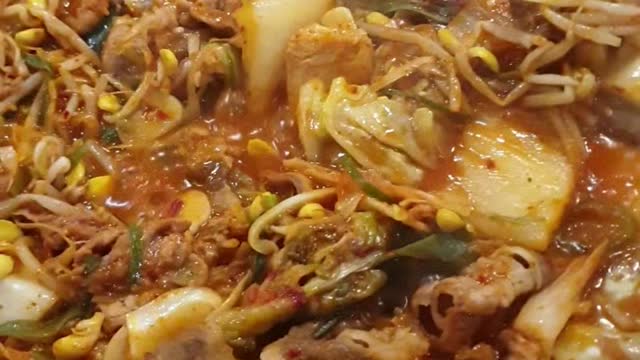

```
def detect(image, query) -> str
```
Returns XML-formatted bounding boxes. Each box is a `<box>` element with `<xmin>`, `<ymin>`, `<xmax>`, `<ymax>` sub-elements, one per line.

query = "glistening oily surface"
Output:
<box><xmin>0</xmin><ymin>0</ymin><xmax>640</xmax><ymax>359</ymax></box>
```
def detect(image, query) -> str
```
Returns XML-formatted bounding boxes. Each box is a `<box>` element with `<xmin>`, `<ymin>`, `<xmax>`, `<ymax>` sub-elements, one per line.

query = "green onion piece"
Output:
<box><xmin>337</xmin><ymin>156</ymin><xmax>391</xmax><ymax>202</ymax></box>
<box><xmin>261</xmin><ymin>193</ymin><xmax>278</xmax><ymax>209</ymax></box>
<box><xmin>23</xmin><ymin>54</ymin><xmax>53</xmax><ymax>75</ymax></box>
<box><xmin>0</xmin><ymin>300</ymin><xmax>90</xmax><ymax>343</ymax></box>
<box><xmin>381</xmin><ymin>88</ymin><xmax>469</xmax><ymax>120</ymax></box>
<box><xmin>128</xmin><ymin>224</ymin><xmax>143</xmax><ymax>286</ymax></box>
<box><xmin>84</xmin><ymin>8</ymin><xmax>115</xmax><ymax>53</ymax></box>
<box><xmin>313</xmin><ymin>315</ymin><xmax>343</xmax><ymax>339</ymax></box>
<box><xmin>250</xmin><ymin>252</ymin><xmax>267</xmax><ymax>284</ymax></box>
<box><xmin>212</xmin><ymin>43</ymin><xmax>241</xmax><ymax>88</ymax></box>
<box><xmin>83</xmin><ymin>255</ymin><xmax>101</xmax><ymax>275</ymax></box>
<box><xmin>391</xmin><ymin>232</ymin><xmax>475</xmax><ymax>269</ymax></box>
<box><xmin>68</xmin><ymin>144</ymin><xmax>87</xmax><ymax>168</ymax></box>
<box><xmin>100</xmin><ymin>126</ymin><xmax>121</xmax><ymax>146</ymax></box>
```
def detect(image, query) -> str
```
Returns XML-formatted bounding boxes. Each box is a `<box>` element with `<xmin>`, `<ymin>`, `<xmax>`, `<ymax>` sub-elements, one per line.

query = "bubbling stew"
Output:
<box><xmin>1</xmin><ymin>0</ymin><xmax>640</xmax><ymax>359</ymax></box>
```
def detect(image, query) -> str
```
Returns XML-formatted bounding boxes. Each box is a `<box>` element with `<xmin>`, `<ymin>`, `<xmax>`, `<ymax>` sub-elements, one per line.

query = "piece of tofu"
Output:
<box><xmin>457</xmin><ymin>119</ymin><xmax>574</xmax><ymax>251</ymax></box>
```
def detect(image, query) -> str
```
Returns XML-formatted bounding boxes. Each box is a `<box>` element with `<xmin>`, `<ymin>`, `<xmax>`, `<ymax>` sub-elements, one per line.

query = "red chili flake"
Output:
<box><xmin>285</xmin><ymin>349</ymin><xmax>302</xmax><ymax>359</ymax></box>
<box><xmin>62</xmin><ymin>110</ymin><xmax>70</xmax><ymax>119</ymax></box>
<box><xmin>284</xmin><ymin>289</ymin><xmax>307</xmax><ymax>308</ymax></box>
<box><xmin>485</xmin><ymin>158</ymin><xmax>496</xmax><ymax>170</ymax></box>
<box><xmin>165</xmin><ymin>199</ymin><xmax>184</xmax><ymax>218</ymax></box>
<box><xmin>156</xmin><ymin>111</ymin><xmax>168</xmax><ymax>121</ymax></box>
<box><xmin>243</xmin><ymin>284</ymin><xmax>260</xmax><ymax>304</ymax></box>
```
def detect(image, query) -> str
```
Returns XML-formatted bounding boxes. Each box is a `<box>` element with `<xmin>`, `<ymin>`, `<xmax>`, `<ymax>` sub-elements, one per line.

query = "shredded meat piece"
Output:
<box><xmin>262</xmin><ymin>170</ymin><xmax>313</xmax><ymax>194</ymax></box>
<box><xmin>15</xmin><ymin>207</ymin><xmax>121</xmax><ymax>255</ymax></box>
<box><xmin>260</xmin><ymin>324</ymin><xmax>374</xmax><ymax>360</ymax></box>
<box><xmin>283</xmin><ymin>158</ymin><xmax>341</xmax><ymax>187</ymax></box>
<box><xmin>261</xmin><ymin>323</ymin><xmax>429</xmax><ymax>360</ymax></box>
<box><xmin>56</xmin><ymin>0</ymin><xmax>109</xmax><ymax>35</ymax></box>
<box><xmin>88</xmin><ymin>219</ymin><xmax>194</xmax><ymax>295</ymax></box>
<box><xmin>411</xmin><ymin>246</ymin><xmax>549</xmax><ymax>353</ymax></box>
<box><xmin>88</xmin><ymin>231</ymin><xmax>130</xmax><ymax>294</ymax></box>
<box><xmin>147</xmin><ymin>324</ymin><xmax>238</xmax><ymax>360</ymax></box>
<box><xmin>142</xmin><ymin>219</ymin><xmax>192</xmax><ymax>280</ymax></box>
<box><xmin>102</xmin><ymin>8</ymin><xmax>177</xmax><ymax>86</ymax></box>
<box><xmin>188</xmin><ymin>0</ymin><xmax>240</xmax><ymax>36</ymax></box>
<box><xmin>499</xmin><ymin>329</ymin><xmax>543</xmax><ymax>360</ymax></box>
<box><xmin>74</xmin><ymin>227</ymin><xmax>126</xmax><ymax>262</ymax></box>
<box><xmin>454</xmin><ymin>344</ymin><xmax>499</xmax><ymax>360</ymax></box>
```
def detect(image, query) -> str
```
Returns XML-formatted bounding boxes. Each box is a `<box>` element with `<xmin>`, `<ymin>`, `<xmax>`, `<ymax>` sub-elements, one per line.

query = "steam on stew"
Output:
<box><xmin>1</xmin><ymin>0</ymin><xmax>640</xmax><ymax>359</ymax></box>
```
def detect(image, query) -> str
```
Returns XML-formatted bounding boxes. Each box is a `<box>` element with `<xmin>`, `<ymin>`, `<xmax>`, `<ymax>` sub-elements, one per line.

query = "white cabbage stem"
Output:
<box><xmin>510</xmin><ymin>241</ymin><xmax>608</xmax><ymax>358</ymax></box>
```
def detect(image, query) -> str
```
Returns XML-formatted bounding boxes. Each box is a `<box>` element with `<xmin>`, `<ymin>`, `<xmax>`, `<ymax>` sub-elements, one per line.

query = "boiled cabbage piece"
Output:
<box><xmin>125</xmin><ymin>287</ymin><xmax>222</xmax><ymax>360</ymax></box>
<box><xmin>605</xmin><ymin>43</ymin><xmax>640</xmax><ymax>107</ymax></box>
<box><xmin>457</xmin><ymin>119</ymin><xmax>574</xmax><ymax>251</ymax></box>
<box><xmin>298</xmin><ymin>77</ymin><xmax>445</xmax><ymax>185</ymax></box>
<box><xmin>235</xmin><ymin>0</ymin><xmax>334</xmax><ymax>113</ymax></box>
<box><xmin>116</xmin><ymin>89</ymin><xmax>184</xmax><ymax>146</ymax></box>
<box><xmin>0</xmin><ymin>275</ymin><xmax>58</xmax><ymax>323</ymax></box>
<box><xmin>285</xmin><ymin>7</ymin><xmax>374</xmax><ymax>108</ymax></box>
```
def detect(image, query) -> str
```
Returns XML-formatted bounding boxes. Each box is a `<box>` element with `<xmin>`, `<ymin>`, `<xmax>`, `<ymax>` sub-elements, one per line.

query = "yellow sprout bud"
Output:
<box><xmin>159</xmin><ymin>49</ymin><xmax>178</xmax><ymax>76</ymax></box>
<box><xmin>14</xmin><ymin>28</ymin><xmax>46</xmax><ymax>47</ymax></box>
<box><xmin>390</xmin><ymin>205</ymin><xmax>409</xmax><ymax>222</ymax></box>
<box><xmin>0</xmin><ymin>255</ymin><xmax>14</xmax><ymax>279</ymax></box>
<box><xmin>468</xmin><ymin>46</ymin><xmax>500</xmax><ymax>73</ymax></box>
<box><xmin>27</xmin><ymin>0</ymin><xmax>46</xmax><ymax>9</ymax></box>
<box><xmin>321</xmin><ymin>6</ymin><xmax>356</xmax><ymax>29</ymax></box>
<box><xmin>97</xmin><ymin>94</ymin><xmax>121</xmax><ymax>113</ymax></box>
<box><xmin>65</xmin><ymin>161</ymin><xmax>85</xmax><ymax>187</ymax></box>
<box><xmin>177</xmin><ymin>190</ymin><xmax>211</xmax><ymax>232</ymax></box>
<box><xmin>436</xmin><ymin>208</ymin><xmax>465</xmax><ymax>232</ymax></box>
<box><xmin>248</xmin><ymin>192</ymin><xmax>278</xmax><ymax>221</ymax></box>
<box><xmin>0</xmin><ymin>220</ymin><xmax>22</xmax><ymax>243</ymax></box>
<box><xmin>86</xmin><ymin>175</ymin><xmax>113</xmax><ymax>201</ymax></box>
<box><xmin>220</xmin><ymin>239</ymin><xmax>240</xmax><ymax>249</ymax></box>
<box><xmin>437</xmin><ymin>29</ymin><xmax>460</xmax><ymax>53</ymax></box>
<box><xmin>247</xmin><ymin>139</ymin><xmax>277</xmax><ymax>157</ymax></box>
<box><xmin>365</xmin><ymin>11</ymin><xmax>390</xmax><ymax>26</ymax></box>
<box><xmin>53</xmin><ymin>312</ymin><xmax>104</xmax><ymax>360</ymax></box>
<box><xmin>298</xmin><ymin>203</ymin><xmax>325</xmax><ymax>219</ymax></box>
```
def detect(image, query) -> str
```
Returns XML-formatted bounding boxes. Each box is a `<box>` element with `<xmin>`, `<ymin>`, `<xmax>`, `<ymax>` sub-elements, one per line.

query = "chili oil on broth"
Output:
<box><xmin>551</xmin><ymin>134</ymin><xmax>640</xmax><ymax>360</ymax></box>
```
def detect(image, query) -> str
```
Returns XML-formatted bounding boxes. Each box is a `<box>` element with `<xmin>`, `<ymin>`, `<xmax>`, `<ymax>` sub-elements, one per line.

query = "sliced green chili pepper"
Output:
<box><xmin>23</xmin><ymin>54</ymin><xmax>53</xmax><ymax>75</ymax></box>
<box><xmin>100</xmin><ymin>126</ymin><xmax>121</xmax><ymax>146</ymax></box>
<box><xmin>0</xmin><ymin>300</ymin><xmax>90</xmax><ymax>343</ymax></box>
<box><xmin>250</xmin><ymin>252</ymin><xmax>267</xmax><ymax>284</ymax></box>
<box><xmin>313</xmin><ymin>315</ymin><xmax>343</xmax><ymax>339</ymax></box>
<box><xmin>390</xmin><ymin>232</ymin><xmax>475</xmax><ymax>269</ymax></box>
<box><xmin>128</xmin><ymin>224</ymin><xmax>143</xmax><ymax>286</ymax></box>
<box><xmin>68</xmin><ymin>144</ymin><xmax>87</xmax><ymax>168</ymax></box>
<box><xmin>84</xmin><ymin>8</ymin><xmax>115</xmax><ymax>53</ymax></box>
